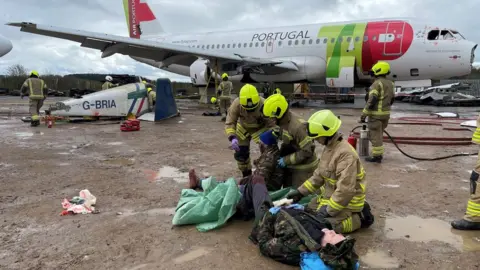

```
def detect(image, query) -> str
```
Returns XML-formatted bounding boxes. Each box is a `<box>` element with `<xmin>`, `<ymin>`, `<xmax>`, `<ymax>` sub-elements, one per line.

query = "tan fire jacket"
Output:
<box><xmin>298</xmin><ymin>133</ymin><xmax>367</xmax><ymax>216</ymax></box>
<box><xmin>362</xmin><ymin>77</ymin><xmax>395</xmax><ymax>120</ymax></box>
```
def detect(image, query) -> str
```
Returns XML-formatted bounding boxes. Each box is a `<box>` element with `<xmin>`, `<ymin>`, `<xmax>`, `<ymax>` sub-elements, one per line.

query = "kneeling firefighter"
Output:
<box><xmin>287</xmin><ymin>109</ymin><xmax>374</xmax><ymax>234</ymax></box>
<box><xmin>225</xmin><ymin>84</ymin><xmax>276</xmax><ymax>177</ymax></box>
<box><xmin>147</xmin><ymin>87</ymin><xmax>156</xmax><ymax>111</ymax></box>
<box><xmin>20</xmin><ymin>70</ymin><xmax>48</xmax><ymax>127</ymax></box>
<box><xmin>262</xmin><ymin>93</ymin><xmax>318</xmax><ymax>188</ymax></box>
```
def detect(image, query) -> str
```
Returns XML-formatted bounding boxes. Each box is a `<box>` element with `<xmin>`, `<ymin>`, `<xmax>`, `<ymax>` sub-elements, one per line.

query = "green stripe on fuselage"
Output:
<box><xmin>318</xmin><ymin>23</ymin><xmax>367</xmax><ymax>78</ymax></box>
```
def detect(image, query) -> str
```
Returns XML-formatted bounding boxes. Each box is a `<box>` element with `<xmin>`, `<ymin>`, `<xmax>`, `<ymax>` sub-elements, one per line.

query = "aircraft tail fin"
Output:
<box><xmin>123</xmin><ymin>0</ymin><xmax>165</xmax><ymax>39</ymax></box>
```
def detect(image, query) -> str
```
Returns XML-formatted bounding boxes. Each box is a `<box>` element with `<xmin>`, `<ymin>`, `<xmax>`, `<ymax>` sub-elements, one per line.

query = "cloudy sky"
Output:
<box><xmin>0</xmin><ymin>0</ymin><xmax>479</xmax><ymax>81</ymax></box>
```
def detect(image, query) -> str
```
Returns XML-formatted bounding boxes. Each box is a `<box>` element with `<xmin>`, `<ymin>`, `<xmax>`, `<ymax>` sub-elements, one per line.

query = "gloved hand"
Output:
<box><xmin>230</xmin><ymin>137</ymin><xmax>240</xmax><ymax>151</ymax></box>
<box><xmin>286</xmin><ymin>189</ymin><xmax>304</xmax><ymax>203</ymax></box>
<box><xmin>277</xmin><ymin>157</ymin><xmax>286</xmax><ymax>168</ymax></box>
<box><xmin>317</xmin><ymin>205</ymin><xmax>331</xmax><ymax>218</ymax></box>
<box><xmin>358</xmin><ymin>115</ymin><xmax>366</xmax><ymax>123</ymax></box>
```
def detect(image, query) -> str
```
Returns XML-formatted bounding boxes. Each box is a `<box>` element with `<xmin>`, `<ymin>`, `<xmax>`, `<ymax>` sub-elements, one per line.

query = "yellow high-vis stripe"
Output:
<box><xmin>329</xmin><ymin>198</ymin><xmax>345</xmax><ymax>211</ymax></box>
<box><xmin>303</xmin><ymin>180</ymin><xmax>318</xmax><ymax>193</ymax></box>
<box><xmin>342</xmin><ymin>217</ymin><xmax>353</xmax><ymax>233</ymax></box>
<box><xmin>299</xmin><ymin>137</ymin><xmax>311</xmax><ymax>148</ymax></box>
<box><xmin>466</xmin><ymin>200</ymin><xmax>480</xmax><ymax>216</ymax></box>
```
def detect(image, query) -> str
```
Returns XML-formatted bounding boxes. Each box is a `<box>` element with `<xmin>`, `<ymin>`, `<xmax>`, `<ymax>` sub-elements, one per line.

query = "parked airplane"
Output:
<box><xmin>6</xmin><ymin>0</ymin><xmax>477</xmax><ymax>88</ymax></box>
<box><xmin>0</xmin><ymin>34</ymin><xmax>13</xmax><ymax>57</ymax></box>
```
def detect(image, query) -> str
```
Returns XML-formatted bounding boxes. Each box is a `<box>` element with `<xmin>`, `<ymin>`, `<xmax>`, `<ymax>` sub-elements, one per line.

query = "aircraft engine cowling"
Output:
<box><xmin>190</xmin><ymin>59</ymin><xmax>221</xmax><ymax>86</ymax></box>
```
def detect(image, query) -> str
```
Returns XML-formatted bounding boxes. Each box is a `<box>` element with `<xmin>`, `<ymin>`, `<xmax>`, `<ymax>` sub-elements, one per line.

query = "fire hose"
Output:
<box><xmin>350</xmin><ymin>122</ymin><xmax>478</xmax><ymax>161</ymax></box>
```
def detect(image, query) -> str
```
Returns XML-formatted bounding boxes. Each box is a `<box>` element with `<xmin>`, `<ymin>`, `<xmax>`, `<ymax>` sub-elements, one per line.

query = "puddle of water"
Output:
<box><xmin>103</xmin><ymin>158</ymin><xmax>135</xmax><ymax>166</ymax></box>
<box><xmin>381</xmin><ymin>184</ymin><xmax>400</xmax><ymax>188</ymax></box>
<box><xmin>178</xmin><ymin>120</ymin><xmax>184</xmax><ymax>123</ymax></box>
<box><xmin>57</xmin><ymin>152</ymin><xmax>70</xmax><ymax>155</ymax></box>
<box><xmin>156</xmin><ymin>166</ymin><xmax>188</xmax><ymax>183</ymax></box>
<box><xmin>173</xmin><ymin>247</ymin><xmax>211</xmax><ymax>264</ymax></box>
<box><xmin>385</xmin><ymin>215</ymin><xmax>480</xmax><ymax>251</ymax></box>
<box><xmin>15</xmin><ymin>132</ymin><xmax>33</xmax><ymax>137</ymax></box>
<box><xmin>107</xmin><ymin>142</ymin><xmax>123</xmax><ymax>146</ymax></box>
<box><xmin>361</xmin><ymin>250</ymin><xmax>399</xmax><ymax>269</ymax></box>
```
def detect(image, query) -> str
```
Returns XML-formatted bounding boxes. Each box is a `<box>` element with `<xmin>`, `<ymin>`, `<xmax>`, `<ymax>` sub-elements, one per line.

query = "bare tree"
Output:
<box><xmin>6</xmin><ymin>64</ymin><xmax>28</xmax><ymax>76</ymax></box>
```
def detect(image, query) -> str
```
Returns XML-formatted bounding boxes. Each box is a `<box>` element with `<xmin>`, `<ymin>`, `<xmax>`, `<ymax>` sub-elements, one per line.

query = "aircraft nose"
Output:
<box><xmin>471</xmin><ymin>43</ymin><xmax>477</xmax><ymax>65</ymax></box>
<box><xmin>0</xmin><ymin>35</ymin><xmax>13</xmax><ymax>57</ymax></box>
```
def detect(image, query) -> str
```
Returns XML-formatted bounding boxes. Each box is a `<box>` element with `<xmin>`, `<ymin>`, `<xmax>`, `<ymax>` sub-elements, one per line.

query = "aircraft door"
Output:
<box><xmin>382</xmin><ymin>21</ymin><xmax>406</xmax><ymax>55</ymax></box>
<box><xmin>266</xmin><ymin>37</ymin><xmax>274</xmax><ymax>53</ymax></box>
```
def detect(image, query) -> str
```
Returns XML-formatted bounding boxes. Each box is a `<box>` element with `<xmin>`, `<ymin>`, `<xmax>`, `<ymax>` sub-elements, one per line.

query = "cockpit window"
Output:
<box><xmin>427</xmin><ymin>29</ymin><xmax>464</xmax><ymax>40</ymax></box>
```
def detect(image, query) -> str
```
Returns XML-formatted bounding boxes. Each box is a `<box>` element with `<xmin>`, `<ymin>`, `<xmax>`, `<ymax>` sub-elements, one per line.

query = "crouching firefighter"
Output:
<box><xmin>287</xmin><ymin>109</ymin><xmax>375</xmax><ymax>234</ymax></box>
<box><xmin>147</xmin><ymin>87</ymin><xmax>156</xmax><ymax>112</ymax></box>
<box><xmin>451</xmin><ymin>113</ymin><xmax>480</xmax><ymax>230</ymax></box>
<box><xmin>20</xmin><ymin>70</ymin><xmax>48</xmax><ymax>127</ymax></box>
<box><xmin>217</xmin><ymin>73</ymin><xmax>233</xmax><ymax>121</ymax></box>
<box><xmin>225</xmin><ymin>84</ymin><xmax>276</xmax><ymax>177</ymax></box>
<box><xmin>360</xmin><ymin>61</ymin><xmax>395</xmax><ymax>163</ymax></box>
<box><xmin>262</xmin><ymin>93</ymin><xmax>318</xmax><ymax>188</ymax></box>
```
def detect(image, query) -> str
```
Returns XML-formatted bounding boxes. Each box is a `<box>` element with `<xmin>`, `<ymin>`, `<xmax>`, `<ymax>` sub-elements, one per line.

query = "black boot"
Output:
<box><xmin>242</xmin><ymin>169</ymin><xmax>252</xmax><ymax>178</ymax></box>
<box><xmin>30</xmin><ymin>120</ymin><xmax>40</xmax><ymax>127</ymax></box>
<box><xmin>360</xmin><ymin>201</ymin><xmax>375</xmax><ymax>228</ymax></box>
<box><xmin>365</xmin><ymin>155</ymin><xmax>382</xmax><ymax>163</ymax></box>
<box><xmin>451</xmin><ymin>219</ymin><xmax>480</xmax><ymax>230</ymax></box>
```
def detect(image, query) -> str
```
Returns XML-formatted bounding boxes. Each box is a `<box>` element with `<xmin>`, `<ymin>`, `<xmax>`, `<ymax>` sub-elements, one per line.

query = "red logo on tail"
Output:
<box><xmin>129</xmin><ymin>0</ymin><xmax>156</xmax><ymax>38</ymax></box>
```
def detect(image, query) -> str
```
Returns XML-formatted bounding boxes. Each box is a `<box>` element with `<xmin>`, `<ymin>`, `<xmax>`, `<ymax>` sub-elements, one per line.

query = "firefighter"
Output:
<box><xmin>102</xmin><ymin>75</ymin><xmax>117</xmax><ymax>90</ymax></box>
<box><xmin>451</xmin><ymin>114</ymin><xmax>480</xmax><ymax>230</ymax></box>
<box><xmin>20</xmin><ymin>70</ymin><xmax>48</xmax><ymax>127</ymax></box>
<box><xmin>217</xmin><ymin>73</ymin><xmax>233</xmax><ymax>121</ymax></box>
<box><xmin>262</xmin><ymin>93</ymin><xmax>318</xmax><ymax>188</ymax></box>
<box><xmin>147</xmin><ymin>87</ymin><xmax>156</xmax><ymax>111</ymax></box>
<box><xmin>360</xmin><ymin>61</ymin><xmax>395</xmax><ymax>163</ymax></box>
<box><xmin>225</xmin><ymin>84</ymin><xmax>276</xmax><ymax>177</ymax></box>
<box><xmin>286</xmin><ymin>109</ymin><xmax>374</xmax><ymax>234</ymax></box>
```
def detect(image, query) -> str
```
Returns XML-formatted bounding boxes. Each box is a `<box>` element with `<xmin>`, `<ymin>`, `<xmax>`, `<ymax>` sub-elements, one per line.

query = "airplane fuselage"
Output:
<box><xmin>0</xmin><ymin>34</ymin><xmax>13</xmax><ymax>57</ymax></box>
<box><xmin>132</xmin><ymin>18</ymin><xmax>477</xmax><ymax>87</ymax></box>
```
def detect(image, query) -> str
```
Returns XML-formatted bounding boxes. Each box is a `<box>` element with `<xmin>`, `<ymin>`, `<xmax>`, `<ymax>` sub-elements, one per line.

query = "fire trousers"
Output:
<box><xmin>29</xmin><ymin>98</ymin><xmax>44</xmax><ymax>121</ymax></box>
<box><xmin>367</xmin><ymin>117</ymin><xmax>389</xmax><ymax>157</ymax></box>
<box><xmin>464</xmin><ymin>152</ymin><xmax>480</xmax><ymax>222</ymax></box>
<box><xmin>234</xmin><ymin>123</ymin><xmax>270</xmax><ymax>173</ymax></box>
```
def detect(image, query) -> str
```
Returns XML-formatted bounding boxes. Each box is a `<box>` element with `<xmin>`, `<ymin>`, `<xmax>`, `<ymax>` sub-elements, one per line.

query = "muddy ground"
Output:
<box><xmin>1</xmin><ymin>99</ymin><xmax>480</xmax><ymax>270</ymax></box>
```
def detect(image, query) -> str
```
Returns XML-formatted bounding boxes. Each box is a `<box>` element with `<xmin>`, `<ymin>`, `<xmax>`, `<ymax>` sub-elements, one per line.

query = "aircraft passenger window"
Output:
<box><xmin>316</xmin><ymin>39</ymin><xmax>320</xmax><ymax>44</ymax></box>
<box><xmin>222</xmin><ymin>44</ymin><xmax>225</xmax><ymax>48</ymax></box>
<box><xmin>355</xmin><ymin>36</ymin><xmax>360</xmax><ymax>42</ymax></box>
<box><xmin>363</xmin><ymin>36</ymin><xmax>368</xmax><ymax>42</ymax></box>
<box><xmin>288</xmin><ymin>40</ymin><xmax>292</xmax><ymax>46</ymax></box>
<box><xmin>295</xmin><ymin>40</ymin><xmax>299</xmax><ymax>45</ymax></box>
<box><xmin>261</xmin><ymin>42</ymin><xmax>265</xmax><ymax>47</ymax></box>
<box><xmin>309</xmin><ymin>39</ymin><xmax>313</xmax><ymax>44</ymax></box>
<box><xmin>410</xmin><ymin>68</ymin><xmax>419</xmax><ymax>76</ymax></box>
<box><xmin>233</xmin><ymin>44</ymin><xmax>236</xmax><ymax>48</ymax></box>
<box><xmin>206</xmin><ymin>45</ymin><xmax>210</xmax><ymax>49</ymax></box>
<box><xmin>227</xmin><ymin>44</ymin><xmax>230</xmax><ymax>48</ymax></box>
<box><xmin>323</xmin><ymin>38</ymin><xmax>327</xmax><ymax>43</ymax></box>
<box><xmin>331</xmin><ymin>38</ymin><xmax>335</xmax><ymax>43</ymax></box>
<box><xmin>302</xmin><ymin>40</ymin><xmax>306</xmax><ymax>45</ymax></box>
<box><xmin>250</xmin><ymin>43</ymin><xmax>253</xmax><ymax>47</ymax></box>
<box><xmin>255</xmin><ymin>42</ymin><xmax>259</xmax><ymax>47</ymax></box>
<box><xmin>211</xmin><ymin>45</ymin><xmax>214</xmax><ymax>49</ymax></box>
<box><xmin>238</xmin><ymin>43</ymin><xmax>241</xmax><ymax>47</ymax></box>
<box><xmin>338</xmin><ymin>37</ymin><xmax>343</xmax><ymax>42</ymax></box>
<box><xmin>268</xmin><ymin>42</ymin><xmax>273</xmax><ymax>47</ymax></box>
<box><xmin>427</xmin><ymin>30</ymin><xmax>439</xmax><ymax>40</ymax></box>
<box><xmin>347</xmin><ymin>37</ymin><xmax>352</xmax><ymax>42</ymax></box>
<box><xmin>278</xmin><ymin>41</ymin><xmax>282</xmax><ymax>46</ymax></box>
<box><xmin>217</xmin><ymin>45</ymin><xmax>220</xmax><ymax>49</ymax></box>
<box><xmin>244</xmin><ymin>43</ymin><xmax>247</xmax><ymax>47</ymax></box>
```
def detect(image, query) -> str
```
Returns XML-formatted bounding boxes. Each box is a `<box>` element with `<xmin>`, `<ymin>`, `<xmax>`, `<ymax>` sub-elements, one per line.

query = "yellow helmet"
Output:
<box><xmin>142</xmin><ymin>80</ymin><xmax>147</xmax><ymax>84</ymax></box>
<box><xmin>274</xmin><ymin>88</ymin><xmax>281</xmax><ymax>94</ymax></box>
<box><xmin>239</xmin><ymin>84</ymin><xmax>260</xmax><ymax>110</ymax></box>
<box><xmin>221</xmin><ymin>73</ymin><xmax>228</xmax><ymax>79</ymax></box>
<box><xmin>211</xmin><ymin>97</ymin><xmax>217</xmax><ymax>103</ymax></box>
<box><xmin>147</xmin><ymin>87</ymin><xmax>153</xmax><ymax>92</ymax></box>
<box><xmin>30</xmin><ymin>70</ymin><xmax>39</xmax><ymax>77</ymax></box>
<box><xmin>262</xmin><ymin>93</ymin><xmax>288</xmax><ymax>119</ymax></box>
<box><xmin>371</xmin><ymin>61</ymin><xmax>390</xmax><ymax>76</ymax></box>
<box><xmin>306</xmin><ymin>109</ymin><xmax>341</xmax><ymax>138</ymax></box>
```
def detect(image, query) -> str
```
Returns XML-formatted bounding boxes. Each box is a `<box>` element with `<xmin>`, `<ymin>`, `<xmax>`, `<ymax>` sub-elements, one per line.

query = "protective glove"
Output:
<box><xmin>286</xmin><ymin>189</ymin><xmax>304</xmax><ymax>203</ymax></box>
<box><xmin>358</xmin><ymin>115</ymin><xmax>366</xmax><ymax>123</ymax></box>
<box><xmin>277</xmin><ymin>157</ymin><xmax>286</xmax><ymax>168</ymax></box>
<box><xmin>230</xmin><ymin>137</ymin><xmax>240</xmax><ymax>151</ymax></box>
<box><xmin>317</xmin><ymin>205</ymin><xmax>331</xmax><ymax>219</ymax></box>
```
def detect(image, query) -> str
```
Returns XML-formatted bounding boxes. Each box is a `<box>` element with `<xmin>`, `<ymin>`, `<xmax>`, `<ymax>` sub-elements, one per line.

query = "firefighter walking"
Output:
<box><xmin>20</xmin><ymin>70</ymin><xmax>48</xmax><ymax>127</ymax></box>
<box><xmin>225</xmin><ymin>84</ymin><xmax>275</xmax><ymax>177</ymax></box>
<box><xmin>360</xmin><ymin>61</ymin><xmax>395</xmax><ymax>163</ymax></box>
<box><xmin>217</xmin><ymin>73</ymin><xmax>233</xmax><ymax>121</ymax></box>
<box><xmin>451</xmin><ymin>113</ymin><xmax>480</xmax><ymax>230</ymax></box>
<box><xmin>262</xmin><ymin>93</ymin><xmax>318</xmax><ymax>188</ymax></box>
<box><xmin>287</xmin><ymin>109</ymin><xmax>374</xmax><ymax>234</ymax></box>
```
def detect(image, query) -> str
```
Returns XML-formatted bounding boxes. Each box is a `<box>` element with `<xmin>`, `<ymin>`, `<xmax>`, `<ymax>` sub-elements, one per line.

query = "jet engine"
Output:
<box><xmin>189</xmin><ymin>59</ymin><xmax>217</xmax><ymax>86</ymax></box>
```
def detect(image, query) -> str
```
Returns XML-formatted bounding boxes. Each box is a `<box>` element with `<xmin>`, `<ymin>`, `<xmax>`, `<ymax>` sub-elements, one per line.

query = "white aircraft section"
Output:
<box><xmin>431</xmin><ymin>112</ymin><xmax>459</xmax><ymax>118</ymax></box>
<box><xmin>137</xmin><ymin>112</ymin><xmax>155</xmax><ymax>122</ymax></box>
<box><xmin>50</xmin><ymin>83</ymin><xmax>150</xmax><ymax>117</ymax></box>
<box><xmin>0</xmin><ymin>34</ymin><xmax>13</xmax><ymax>57</ymax></box>
<box><xmin>461</xmin><ymin>120</ymin><xmax>477</xmax><ymax>128</ymax></box>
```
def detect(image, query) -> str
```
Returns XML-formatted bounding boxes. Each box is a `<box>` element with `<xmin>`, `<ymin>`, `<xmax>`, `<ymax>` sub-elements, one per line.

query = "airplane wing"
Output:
<box><xmin>6</xmin><ymin>22</ymin><xmax>299</xmax><ymax>72</ymax></box>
